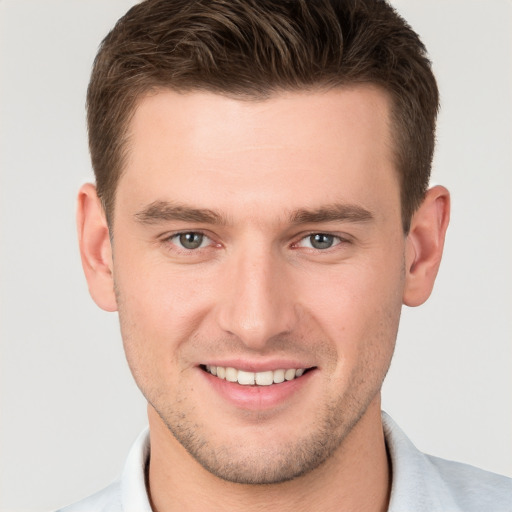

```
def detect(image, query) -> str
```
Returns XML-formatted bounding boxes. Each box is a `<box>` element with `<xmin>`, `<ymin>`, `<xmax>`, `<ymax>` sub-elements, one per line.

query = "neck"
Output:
<box><xmin>147</xmin><ymin>397</ymin><xmax>390</xmax><ymax>512</ymax></box>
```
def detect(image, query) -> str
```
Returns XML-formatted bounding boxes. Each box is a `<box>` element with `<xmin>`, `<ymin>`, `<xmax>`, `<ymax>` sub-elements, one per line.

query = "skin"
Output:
<box><xmin>78</xmin><ymin>86</ymin><xmax>450</xmax><ymax>512</ymax></box>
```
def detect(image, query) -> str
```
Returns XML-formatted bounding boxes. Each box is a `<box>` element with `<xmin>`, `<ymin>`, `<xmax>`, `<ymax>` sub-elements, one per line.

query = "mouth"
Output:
<box><xmin>201</xmin><ymin>365</ymin><xmax>313</xmax><ymax>386</ymax></box>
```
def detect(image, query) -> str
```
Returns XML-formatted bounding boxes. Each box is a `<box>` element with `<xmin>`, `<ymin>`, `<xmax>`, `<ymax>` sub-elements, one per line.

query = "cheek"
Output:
<box><xmin>304</xmin><ymin>257</ymin><xmax>403</xmax><ymax>318</ymax></box>
<box><xmin>301</xmin><ymin>253</ymin><xmax>404</xmax><ymax>368</ymax></box>
<box><xmin>113</xmin><ymin>248</ymin><xmax>215</xmax><ymax>336</ymax></box>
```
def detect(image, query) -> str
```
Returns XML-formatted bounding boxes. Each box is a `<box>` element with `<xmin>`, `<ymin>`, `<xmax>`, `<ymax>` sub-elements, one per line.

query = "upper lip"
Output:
<box><xmin>200</xmin><ymin>359</ymin><xmax>315</xmax><ymax>372</ymax></box>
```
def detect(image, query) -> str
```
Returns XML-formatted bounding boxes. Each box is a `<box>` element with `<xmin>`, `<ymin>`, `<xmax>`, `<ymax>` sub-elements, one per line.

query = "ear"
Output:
<box><xmin>403</xmin><ymin>185</ymin><xmax>450</xmax><ymax>307</ymax></box>
<box><xmin>76</xmin><ymin>183</ymin><xmax>117</xmax><ymax>312</ymax></box>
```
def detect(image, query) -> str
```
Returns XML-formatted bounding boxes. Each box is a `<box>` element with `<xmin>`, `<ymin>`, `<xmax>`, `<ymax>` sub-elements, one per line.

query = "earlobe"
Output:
<box><xmin>77</xmin><ymin>183</ymin><xmax>118</xmax><ymax>312</ymax></box>
<box><xmin>403</xmin><ymin>185</ymin><xmax>450</xmax><ymax>307</ymax></box>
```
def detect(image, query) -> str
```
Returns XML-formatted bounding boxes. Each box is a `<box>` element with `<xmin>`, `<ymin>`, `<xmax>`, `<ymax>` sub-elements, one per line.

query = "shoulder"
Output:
<box><xmin>55</xmin><ymin>428</ymin><xmax>151</xmax><ymax>512</ymax></box>
<box><xmin>382</xmin><ymin>412</ymin><xmax>512</xmax><ymax>512</ymax></box>
<box><xmin>426</xmin><ymin>454</ymin><xmax>512</xmax><ymax>512</ymax></box>
<box><xmin>55</xmin><ymin>479</ymin><xmax>122</xmax><ymax>512</ymax></box>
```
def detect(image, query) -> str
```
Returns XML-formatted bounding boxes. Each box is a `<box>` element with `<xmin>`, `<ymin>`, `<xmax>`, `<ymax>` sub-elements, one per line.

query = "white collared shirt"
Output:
<box><xmin>56</xmin><ymin>412</ymin><xmax>512</xmax><ymax>512</ymax></box>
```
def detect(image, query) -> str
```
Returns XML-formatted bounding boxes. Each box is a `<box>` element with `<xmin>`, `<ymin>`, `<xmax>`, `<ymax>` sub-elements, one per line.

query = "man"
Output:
<box><xmin>58</xmin><ymin>0</ymin><xmax>511</xmax><ymax>511</ymax></box>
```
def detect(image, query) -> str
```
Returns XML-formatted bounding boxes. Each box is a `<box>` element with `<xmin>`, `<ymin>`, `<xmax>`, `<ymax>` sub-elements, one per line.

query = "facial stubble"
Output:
<box><xmin>118</xmin><ymin>323</ymin><xmax>397</xmax><ymax>485</ymax></box>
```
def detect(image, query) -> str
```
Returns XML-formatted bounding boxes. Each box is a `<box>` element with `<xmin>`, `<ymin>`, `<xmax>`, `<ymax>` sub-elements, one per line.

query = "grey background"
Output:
<box><xmin>1</xmin><ymin>1</ymin><xmax>511</xmax><ymax>511</ymax></box>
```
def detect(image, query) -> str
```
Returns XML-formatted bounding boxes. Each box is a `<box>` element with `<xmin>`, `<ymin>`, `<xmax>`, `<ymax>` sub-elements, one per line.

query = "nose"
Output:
<box><xmin>216</xmin><ymin>246</ymin><xmax>298</xmax><ymax>350</ymax></box>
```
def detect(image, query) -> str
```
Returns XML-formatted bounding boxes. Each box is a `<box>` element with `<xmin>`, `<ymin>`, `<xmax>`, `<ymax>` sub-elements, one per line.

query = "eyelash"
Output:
<box><xmin>160</xmin><ymin>231</ymin><xmax>350</xmax><ymax>253</ymax></box>
<box><xmin>292</xmin><ymin>233</ymin><xmax>347</xmax><ymax>251</ymax></box>
<box><xmin>162</xmin><ymin>231</ymin><xmax>216</xmax><ymax>253</ymax></box>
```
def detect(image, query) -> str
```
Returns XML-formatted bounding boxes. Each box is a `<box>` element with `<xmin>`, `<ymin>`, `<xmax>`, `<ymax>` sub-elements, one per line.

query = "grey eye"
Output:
<box><xmin>309</xmin><ymin>233</ymin><xmax>335</xmax><ymax>249</ymax></box>
<box><xmin>178</xmin><ymin>232</ymin><xmax>204</xmax><ymax>249</ymax></box>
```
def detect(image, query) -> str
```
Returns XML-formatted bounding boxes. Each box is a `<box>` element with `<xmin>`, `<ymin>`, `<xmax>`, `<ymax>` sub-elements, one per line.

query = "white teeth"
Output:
<box><xmin>273</xmin><ymin>369</ymin><xmax>285</xmax><ymax>384</ymax></box>
<box><xmin>255</xmin><ymin>371</ymin><xmax>273</xmax><ymax>386</ymax></box>
<box><xmin>237</xmin><ymin>370</ymin><xmax>255</xmax><ymax>385</ymax></box>
<box><xmin>284</xmin><ymin>368</ymin><xmax>296</xmax><ymax>381</ymax></box>
<box><xmin>225</xmin><ymin>367</ymin><xmax>238</xmax><ymax>382</ymax></box>
<box><xmin>205</xmin><ymin>365</ymin><xmax>308</xmax><ymax>385</ymax></box>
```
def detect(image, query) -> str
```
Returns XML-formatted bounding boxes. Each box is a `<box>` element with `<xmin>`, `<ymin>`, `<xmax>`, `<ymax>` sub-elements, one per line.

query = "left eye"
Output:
<box><xmin>171</xmin><ymin>232</ymin><xmax>210</xmax><ymax>250</ymax></box>
<box><xmin>297</xmin><ymin>233</ymin><xmax>341</xmax><ymax>250</ymax></box>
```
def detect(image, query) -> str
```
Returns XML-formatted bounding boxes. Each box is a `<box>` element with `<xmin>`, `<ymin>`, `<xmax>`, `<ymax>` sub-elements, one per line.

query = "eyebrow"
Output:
<box><xmin>134</xmin><ymin>200</ymin><xmax>374</xmax><ymax>226</ymax></box>
<box><xmin>289</xmin><ymin>204</ymin><xmax>374</xmax><ymax>225</ymax></box>
<box><xmin>134</xmin><ymin>201</ymin><xmax>228</xmax><ymax>225</ymax></box>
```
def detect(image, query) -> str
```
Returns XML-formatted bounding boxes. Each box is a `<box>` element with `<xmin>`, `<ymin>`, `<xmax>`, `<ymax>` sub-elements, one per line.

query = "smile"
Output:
<box><xmin>203</xmin><ymin>365</ymin><xmax>309</xmax><ymax>386</ymax></box>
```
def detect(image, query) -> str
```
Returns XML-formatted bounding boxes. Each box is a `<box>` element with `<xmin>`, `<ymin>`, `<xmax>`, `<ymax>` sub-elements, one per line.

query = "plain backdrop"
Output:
<box><xmin>1</xmin><ymin>1</ymin><xmax>511</xmax><ymax>511</ymax></box>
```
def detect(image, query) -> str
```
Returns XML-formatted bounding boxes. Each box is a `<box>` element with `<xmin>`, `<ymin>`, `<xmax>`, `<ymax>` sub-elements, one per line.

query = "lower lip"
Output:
<box><xmin>200</xmin><ymin>368</ymin><xmax>315</xmax><ymax>410</ymax></box>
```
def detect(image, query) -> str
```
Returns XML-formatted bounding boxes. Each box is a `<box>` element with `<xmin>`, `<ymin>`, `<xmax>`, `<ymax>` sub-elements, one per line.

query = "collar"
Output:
<box><xmin>382</xmin><ymin>412</ymin><xmax>460</xmax><ymax>511</ymax></box>
<box><xmin>119</xmin><ymin>413</ymin><xmax>462</xmax><ymax>512</ymax></box>
<box><xmin>120</xmin><ymin>427</ymin><xmax>153</xmax><ymax>512</ymax></box>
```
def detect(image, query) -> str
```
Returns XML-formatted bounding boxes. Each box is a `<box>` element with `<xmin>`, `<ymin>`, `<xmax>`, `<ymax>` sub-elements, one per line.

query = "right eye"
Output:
<box><xmin>295</xmin><ymin>233</ymin><xmax>343</xmax><ymax>250</ymax></box>
<box><xmin>169</xmin><ymin>232</ymin><xmax>211</xmax><ymax>250</ymax></box>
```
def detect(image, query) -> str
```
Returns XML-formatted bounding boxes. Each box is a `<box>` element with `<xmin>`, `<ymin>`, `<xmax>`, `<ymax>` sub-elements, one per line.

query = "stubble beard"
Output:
<box><xmin>149</xmin><ymin>373</ymin><xmax>383</xmax><ymax>486</ymax></box>
<box><xmin>145</xmin><ymin>327</ymin><xmax>396</xmax><ymax>485</ymax></box>
<box><xmin>120</xmin><ymin>326</ymin><xmax>394</xmax><ymax>486</ymax></box>
<box><xmin>115</xmin><ymin>284</ymin><xmax>399</xmax><ymax>486</ymax></box>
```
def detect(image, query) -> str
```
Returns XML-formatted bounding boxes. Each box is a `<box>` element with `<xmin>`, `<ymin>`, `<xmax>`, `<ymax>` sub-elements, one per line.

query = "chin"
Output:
<box><xmin>154</xmin><ymin>395</ymin><xmax>371</xmax><ymax>485</ymax></box>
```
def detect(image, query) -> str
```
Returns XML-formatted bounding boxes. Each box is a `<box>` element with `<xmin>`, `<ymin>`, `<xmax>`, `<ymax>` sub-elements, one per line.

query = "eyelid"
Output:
<box><xmin>292</xmin><ymin>231</ymin><xmax>351</xmax><ymax>250</ymax></box>
<box><xmin>160</xmin><ymin>230</ymin><xmax>219</xmax><ymax>251</ymax></box>
<box><xmin>158</xmin><ymin>229</ymin><xmax>351</xmax><ymax>253</ymax></box>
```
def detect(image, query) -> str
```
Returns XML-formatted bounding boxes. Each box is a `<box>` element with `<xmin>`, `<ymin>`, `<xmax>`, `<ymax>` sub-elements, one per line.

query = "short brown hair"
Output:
<box><xmin>87</xmin><ymin>0</ymin><xmax>439</xmax><ymax>232</ymax></box>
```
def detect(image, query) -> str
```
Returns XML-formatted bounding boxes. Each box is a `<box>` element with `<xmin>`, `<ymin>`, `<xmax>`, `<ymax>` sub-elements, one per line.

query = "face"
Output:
<box><xmin>111</xmin><ymin>87</ymin><xmax>406</xmax><ymax>484</ymax></box>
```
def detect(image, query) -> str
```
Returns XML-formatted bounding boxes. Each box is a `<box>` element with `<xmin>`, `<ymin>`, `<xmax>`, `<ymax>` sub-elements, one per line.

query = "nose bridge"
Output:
<box><xmin>217</xmin><ymin>242</ymin><xmax>296</xmax><ymax>349</ymax></box>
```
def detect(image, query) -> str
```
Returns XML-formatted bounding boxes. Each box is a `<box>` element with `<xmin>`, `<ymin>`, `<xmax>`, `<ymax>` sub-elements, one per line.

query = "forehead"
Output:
<box><xmin>127</xmin><ymin>85</ymin><xmax>392</xmax><ymax>155</ymax></box>
<box><xmin>117</xmin><ymin>86</ymin><xmax>399</xmax><ymax>224</ymax></box>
